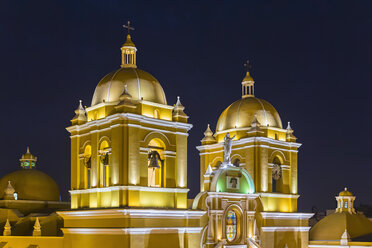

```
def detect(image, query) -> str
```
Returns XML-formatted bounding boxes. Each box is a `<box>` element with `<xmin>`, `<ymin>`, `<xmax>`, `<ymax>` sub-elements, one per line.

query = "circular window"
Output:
<box><xmin>226</xmin><ymin>210</ymin><xmax>237</xmax><ymax>242</ymax></box>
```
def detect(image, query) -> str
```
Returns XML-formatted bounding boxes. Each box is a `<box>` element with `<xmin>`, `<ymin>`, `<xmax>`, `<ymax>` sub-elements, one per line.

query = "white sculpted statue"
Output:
<box><xmin>223</xmin><ymin>133</ymin><xmax>236</xmax><ymax>165</ymax></box>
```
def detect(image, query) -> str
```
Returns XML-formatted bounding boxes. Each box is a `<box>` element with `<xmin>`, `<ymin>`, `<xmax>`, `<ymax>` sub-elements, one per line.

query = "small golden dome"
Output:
<box><xmin>339</xmin><ymin>187</ymin><xmax>353</xmax><ymax>196</ymax></box>
<box><xmin>216</xmin><ymin>97</ymin><xmax>282</xmax><ymax>132</ymax></box>
<box><xmin>122</xmin><ymin>34</ymin><xmax>135</xmax><ymax>47</ymax></box>
<box><xmin>91</xmin><ymin>68</ymin><xmax>167</xmax><ymax>106</ymax></box>
<box><xmin>242</xmin><ymin>71</ymin><xmax>254</xmax><ymax>83</ymax></box>
<box><xmin>20</xmin><ymin>146</ymin><xmax>36</xmax><ymax>161</ymax></box>
<box><xmin>0</xmin><ymin>170</ymin><xmax>60</xmax><ymax>201</ymax></box>
<box><xmin>310</xmin><ymin>212</ymin><xmax>372</xmax><ymax>240</ymax></box>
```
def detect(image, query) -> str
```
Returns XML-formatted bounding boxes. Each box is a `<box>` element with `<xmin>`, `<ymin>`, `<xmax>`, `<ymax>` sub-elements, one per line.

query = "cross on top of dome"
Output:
<box><xmin>244</xmin><ymin>60</ymin><xmax>252</xmax><ymax>73</ymax></box>
<box><xmin>121</xmin><ymin>21</ymin><xmax>137</xmax><ymax>68</ymax></box>
<box><xmin>242</xmin><ymin>60</ymin><xmax>255</xmax><ymax>98</ymax></box>
<box><xmin>123</xmin><ymin>21</ymin><xmax>135</xmax><ymax>34</ymax></box>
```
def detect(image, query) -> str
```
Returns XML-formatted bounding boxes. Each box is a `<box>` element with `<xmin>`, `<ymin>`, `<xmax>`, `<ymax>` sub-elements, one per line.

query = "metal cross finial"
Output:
<box><xmin>123</xmin><ymin>21</ymin><xmax>135</xmax><ymax>34</ymax></box>
<box><xmin>244</xmin><ymin>60</ymin><xmax>252</xmax><ymax>73</ymax></box>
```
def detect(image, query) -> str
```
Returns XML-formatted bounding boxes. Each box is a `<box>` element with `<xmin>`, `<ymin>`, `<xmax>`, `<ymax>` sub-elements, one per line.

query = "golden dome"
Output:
<box><xmin>339</xmin><ymin>187</ymin><xmax>353</xmax><ymax>196</ymax></box>
<box><xmin>20</xmin><ymin>147</ymin><xmax>36</xmax><ymax>160</ymax></box>
<box><xmin>91</xmin><ymin>68</ymin><xmax>167</xmax><ymax>106</ymax></box>
<box><xmin>216</xmin><ymin>97</ymin><xmax>282</xmax><ymax>132</ymax></box>
<box><xmin>242</xmin><ymin>71</ymin><xmax>254</xmax><ymax>82</ymax></box>
<box><xmin>310</xmin><ymin>212</ymin><xmax>372</xmax><ymax>240</ymax></box>
<box><xmin>122</xmin><ymin>34</ymin><xmax>135</xmax><ymax>47</ymax></box>
<box><xmin>0</xmin><ymin>169</ymin><xmax>60</xmax><ymax>201</ymax></box>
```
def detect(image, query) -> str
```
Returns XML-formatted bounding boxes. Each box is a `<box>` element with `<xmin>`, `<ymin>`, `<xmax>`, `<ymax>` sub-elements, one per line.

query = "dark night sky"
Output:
<box><xmin>0</xmin><ymin>0</ymin><xmax>371</xmax><ymax>212</ymax></box>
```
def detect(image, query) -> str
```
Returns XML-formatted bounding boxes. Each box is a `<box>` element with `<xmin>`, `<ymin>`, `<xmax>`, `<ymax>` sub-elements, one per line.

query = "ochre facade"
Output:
<box><xmin>3</xmin><ymin>29</ymin><xmax>369</xmax><ymax>248</ymax></box>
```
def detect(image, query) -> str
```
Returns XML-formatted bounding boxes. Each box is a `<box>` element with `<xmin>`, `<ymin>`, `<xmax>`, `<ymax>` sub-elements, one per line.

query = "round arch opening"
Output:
<box><xmin>147</xmin><ymin>138</ymin><xmax>166</xmax><ymax>187</ymax></box>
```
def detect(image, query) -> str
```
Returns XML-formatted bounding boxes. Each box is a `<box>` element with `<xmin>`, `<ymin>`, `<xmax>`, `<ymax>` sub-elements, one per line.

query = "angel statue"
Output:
<box><xmin>223</xmin><ymin>133</ymin><xmax>236</xmax><ymax>166</ymax></box>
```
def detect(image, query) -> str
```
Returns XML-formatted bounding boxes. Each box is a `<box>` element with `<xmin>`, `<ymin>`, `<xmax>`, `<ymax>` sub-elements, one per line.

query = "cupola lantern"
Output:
<box><xmin>242</xmin><ymin>60</ymin><xmax>255</xmax><ymax>98</ymax></box>
<box><xmin>20</xmin><ymin>147</ymin><xmax>37</xmax><ymax>169</ymax></box>
<box><xmin>121</xmin><ymin>21</ymin><xmax>137</xmax><ymax>68</ymax></box>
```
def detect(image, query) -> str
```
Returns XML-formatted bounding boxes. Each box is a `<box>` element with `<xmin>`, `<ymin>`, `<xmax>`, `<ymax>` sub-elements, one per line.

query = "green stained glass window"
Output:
<box><xmin>226</xmin><ymin>210</ymin><xmax>237</xmax><ymax>242</ymax></box>
<box><xmin>24</xmin><ymin>161</ymin><xmax>30</xmax><ymax>168</ymax></box>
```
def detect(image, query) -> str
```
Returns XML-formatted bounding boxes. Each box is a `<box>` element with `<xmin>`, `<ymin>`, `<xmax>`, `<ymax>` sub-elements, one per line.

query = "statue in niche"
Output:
<box><xmin>223</xmin><ymin>133</ymin><xmax>236</xmax><ymax>165</ymax></box>
<box><xmin>272</xmin><ymin>163</ymin><xmax>282</xmax><ymax>181</ymax></box>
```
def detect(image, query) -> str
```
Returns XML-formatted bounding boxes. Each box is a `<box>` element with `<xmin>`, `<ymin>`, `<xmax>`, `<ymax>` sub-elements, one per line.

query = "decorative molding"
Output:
<box><xmin>61</xmin><ymin>227</ymin><xmax>203</xmax><ymax>235</ymax></box>
<box><xmin>207</xmin><ymin>192</ymin><xmax>260</xmax><ymax>199</ymax></box>
<box><xmin>68</xmin><ymin>112</ymin><xmax>193</xmax><ymax>134</ymax></box>
<box><xmin>196</xmin><ymin>136</ymin><xmax>301</xmax><ymax>152</ymax></box>
<box><xmin>261</xmin><ymin>226</ymin><xmax>311</xmax><ymax>232</ymax></box>
<box><xmin>258</xmin><ymin>193</ymin><xmax>299</xmax><ymax>199</ymax></box>
<box><xmin>58</xmin><ymin>209</ymin><xmax>206</xmax><ymax>220</ymax></box>
<box><xmin>260</xmin><ymin>212</ymin><xmax>314</xmax><ymax>219</ymax></box>
<box><xmin>69</xmin><ymin>185</ymin><xmax>189</xmax><ymax>194</ymax></box>
<box><xmin>198</xmin><ymin>144</ymin><xmax>299</xmax><ymax>156</ymax></box>
<box><xmin>141</xmin><ymin>131</ymin><xmax>172</xmax><ymax>148</ymax></box>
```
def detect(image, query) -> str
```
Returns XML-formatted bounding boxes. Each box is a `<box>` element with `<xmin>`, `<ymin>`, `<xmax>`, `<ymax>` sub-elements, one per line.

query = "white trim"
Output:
<box><xmin>140</xmin><ymin>100</ymin><xmax>174</xmax><ymax>110</ymax></box>
<box><xmin>62</xmin><ymin>227</ymin><xmax>203</xmax><ymax>235</ymax></box>
<box><xmin>69</xmin><ymin>185</ymin><xmax>189</xmax><ymax>194</ymax></box>
<box><xmin>196</xmin><ymin>137</ymin><xmax>301</xmax><ymax>151</ymax></box>
<box><xmin>261</xmin><ymin>226</ymin><xmax>311</xmax><ymax>232</ymax></box>
<box><xmin>199</xmin><ymin>145</ymin><xmax>298</xmax><ymax>155</ymax></box>
<box><xmin>215</xmin><ymin>125</ymin><xmax>287</xmax><ymax>136</ymax></box>
<box><xmin>207</xmin><ymin>192</ymin><xmax>260</xmax><ymax>199</ymax></box>
<box><xmin>67</xmin><ymin>113</ymin><xmax>193</xmax><ymax>134</ymax></box>
<box><xmin>58</xmin><ymin>209</ymin><xmax>206</xmax><ymax>219</ymax></box>
<box><xmin>124</xmin><ymin>113</ymin><xmax>192</xmax><ymax>130</ymax></box>
<box><xmin>260</xmin><ymin>212</ymin><xmax>314</xmax><ymax>219</ymax></box>
<box><xmin>70</xmin><ymin>123</ymin><xmax>190</xmax><ymax>139</ymax></box>
<box><xmin>258</xmin><ymin>193</ymin><xmax>299</xmax><ymax>199</ymax></box>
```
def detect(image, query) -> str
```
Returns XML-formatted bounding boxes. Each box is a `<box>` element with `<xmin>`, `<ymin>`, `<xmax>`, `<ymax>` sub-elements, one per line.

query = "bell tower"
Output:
<box><xmin>197</xmin><ymin>63</ymin><xmax>301</xmax><ymax>212</ymax></box>
<box><xmin>66</xmin><ymin>26</ymin><xmax>192</xmax><ymax>210</ymax></box>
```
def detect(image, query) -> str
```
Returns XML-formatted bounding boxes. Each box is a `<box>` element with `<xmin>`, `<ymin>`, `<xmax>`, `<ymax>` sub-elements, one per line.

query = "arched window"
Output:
<box><xmin>99</xmin><ymin>140</ymin><xmax>110</xmax><ymax>187</ymax></box>
<box><xmin>147</xmin><ymin>139</ymin><xmax>165</xmax><ymax>187</ymax></box>
<box><xmin>344</xmin><ymin>201</ymin><xmax>348</xmax><ymax>208</ymax></box>
<box><xmin>272</xmin><ymin>157</ymin><xmax>282</xmax><ymax>193</ymax></box>
<box><xmin>83</xmin><ymin>145</ymin><xmax>92</xmax><ymax>189</ymax></box>
<box><xmin>226</xmin><ymin>210</ymin><xmax>238</xmax><ymax>242</ymax></box>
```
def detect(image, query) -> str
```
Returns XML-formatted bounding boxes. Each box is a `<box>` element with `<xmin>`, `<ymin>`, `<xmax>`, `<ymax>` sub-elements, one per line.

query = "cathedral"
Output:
<box><xmin>0</xmin><ymin>26</ymin><xmax>372</xmax><ymax>248</ymax></box>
